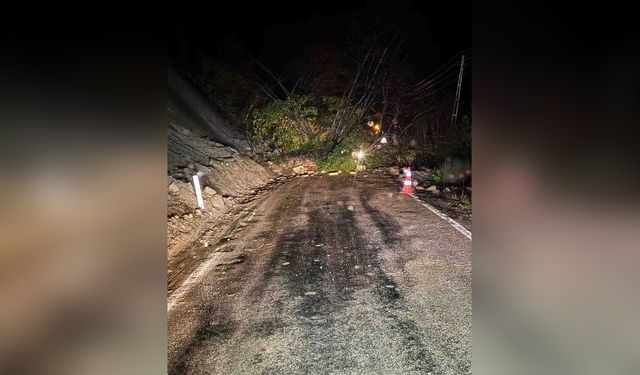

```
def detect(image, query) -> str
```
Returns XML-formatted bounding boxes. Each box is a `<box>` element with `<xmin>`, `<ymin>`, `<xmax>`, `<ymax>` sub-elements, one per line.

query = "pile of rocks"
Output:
<box><xmin>265</xmin><ymin>155</ymin><xmax>318</xmax><ymax>176</ymax></box>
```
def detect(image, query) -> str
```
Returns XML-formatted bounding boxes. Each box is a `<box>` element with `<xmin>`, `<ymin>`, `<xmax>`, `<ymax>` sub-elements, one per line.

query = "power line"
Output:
<box><xmin>407</xmin><ymin>69</ymin><xmax>470</xmax><ymax>99</ymax></box>
<box><xmin>406</xmin><ymin>71</ymin><xmax>470</xmax><ymax>106</ymax></box>
<box><xmin>407</xmin><ymin>48</ymin><xmax>471</xmax><ymax>91</ymax></box>
<box><xmin>405</xmin><ymin>58</ymin><xmax>471</xmax><ymax>98</ymax></box>
<box><xmin>406</xmin><ymin>62</ymin><xmax>458</xmax><ymax>94</ymax></box>
<box><xmin>405</xmin><ymin>69</ymin><xmax>460</xmax><ymax>96</ymax></box>
<box><xmin>404</xmin><ymin>56</ymin><xmax>471</xmax><ymax>98</ymax></box>
<box><xmin>407</xmin><ymin>77</ymin><xmax>460</xmax><ymax>101</ymax></box>
<box><xmin>411</xmin><ymin>48</ymin><xmax>470</xmax><ymax>86</ymax></box>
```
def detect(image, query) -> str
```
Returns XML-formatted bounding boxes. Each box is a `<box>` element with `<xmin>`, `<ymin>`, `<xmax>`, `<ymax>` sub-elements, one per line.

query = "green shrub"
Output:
<box><xmin>430</xmin><ymin>170</ymin><xmax>443</xmax><ymax>184</ymax></box>
<box><xmin>393</xmin><ymin>148</ymin><xmax>417</xmax><ymax>166</ymax></box>
<box><xmin>252</xmin><ymin>95</ymin><xmax>318</xmax><ymax>152</ymax></box>
<box><xmin>317</xmin><ymin>143</ymin><xmax>358</xmax><ymax>172</ymax></box>
<box><xmin>266</xmin><ymin>153</ymin><xmax>284</xmax><ymax>164</ymax></box>
<box><xmin>365</xmin><ymin>146</ymin><xmax>417</xmax><ymax>168</ymax></box>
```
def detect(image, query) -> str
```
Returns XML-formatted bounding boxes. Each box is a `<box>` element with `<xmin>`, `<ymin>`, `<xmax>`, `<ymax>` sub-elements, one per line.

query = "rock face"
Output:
<box><xmin>167</xmin><ymin>177</ymin><xmax>198</xmax><ymax>217</ymax></box>
<box><xmin>167</xmin><ymin>85</ymin><xmax>275</xmax><ymax>261</ymax></box>
<box><xmin>411</xmin><ymin>169</ymin><xmax>430</xmax><ymax>182</ymax></box>
<box><xmin>167</xmin><ymin>124</ymin><xmax>273</xmax><ymax>260</ymax></box>
<box><xmin>168</xmin><ymin>124</ymin><xmax>272</xmax><ymax>200</ymax></box>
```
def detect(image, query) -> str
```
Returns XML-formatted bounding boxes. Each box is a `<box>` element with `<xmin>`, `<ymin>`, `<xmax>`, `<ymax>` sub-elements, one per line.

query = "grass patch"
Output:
<box><xmin>317</xmin><ymin>143</ymin><xmax>357</xmax><ymax>172</ymax></box>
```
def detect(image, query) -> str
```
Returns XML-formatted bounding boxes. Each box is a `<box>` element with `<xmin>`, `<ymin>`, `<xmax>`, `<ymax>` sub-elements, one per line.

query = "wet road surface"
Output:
<box><xmin>168</xmin><ymin>172</ymin><xmax>471</xmax><ymax>375</ymax></box>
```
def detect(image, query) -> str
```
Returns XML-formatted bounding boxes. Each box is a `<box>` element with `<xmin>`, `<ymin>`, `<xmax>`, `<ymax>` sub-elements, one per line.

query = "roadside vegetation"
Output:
<box><xmin>176</xmin><ymin>23</ymin><xmax>470</xmax><ymax>190</ymax></box>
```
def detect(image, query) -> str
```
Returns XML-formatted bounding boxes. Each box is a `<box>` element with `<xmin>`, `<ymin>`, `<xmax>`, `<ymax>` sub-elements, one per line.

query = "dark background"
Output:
<box><xmin>168</xmin><ymin>0</ymin><xmax>470</xmax><ymax>77</ymax></box>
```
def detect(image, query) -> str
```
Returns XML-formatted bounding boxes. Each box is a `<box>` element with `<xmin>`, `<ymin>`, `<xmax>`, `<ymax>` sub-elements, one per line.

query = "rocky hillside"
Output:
<box><xmin>167</xmin><ymin>71</ymin><xmax>275</xmax><ymax>261</ymax></box>
<box><xmin>168</xmin><ymin>68</ymin><xmax>250</xmax><ymax>152</ymax></box>
<box><xmin>167</xmin><ymin>120</ymin><xmax>275</xmax><ymax>261</ymax></box>
<box><xmin>167</xmin><ymin>70</ymin><xmax>324</xmax><ymax>264</ymax></box>
<box><xmin>168</xmin><ymin>124</ymin><xmax>271</xmax><ymax>213</ymax></box>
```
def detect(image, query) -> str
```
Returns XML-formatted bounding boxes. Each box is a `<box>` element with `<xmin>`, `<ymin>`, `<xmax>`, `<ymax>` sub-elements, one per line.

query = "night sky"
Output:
<box><xmin>169</xmin><ymin>0</ymin><xmax>470</xmax><ymax>77</ymax></box>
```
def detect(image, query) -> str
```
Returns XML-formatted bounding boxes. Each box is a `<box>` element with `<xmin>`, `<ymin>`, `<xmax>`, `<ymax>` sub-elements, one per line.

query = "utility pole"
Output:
<box><xmin>450</xmin><ymin>54</ymin><xmax>465</xmax><ymax>126</ymax></box>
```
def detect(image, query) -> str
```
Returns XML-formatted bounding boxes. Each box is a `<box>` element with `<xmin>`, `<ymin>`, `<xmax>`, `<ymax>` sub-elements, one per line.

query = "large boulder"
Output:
<box><xmin>168</xmin><ymin>124</ymin><xmax>273</xmax><ymax>198</ymax></box>
<box><xmin>167</xmin><ymin>177</ymin><xmax>198</xmax><ymax>217</ymax></box>
<box><xmin>292</xmin><ymin>165</ymin><xmax>306</xmax><ymax>174</ymax></box>
<box><xmin>426</xmin><ymin>185</ymin><xmax>439</xmax><ymax>193</ymax></box>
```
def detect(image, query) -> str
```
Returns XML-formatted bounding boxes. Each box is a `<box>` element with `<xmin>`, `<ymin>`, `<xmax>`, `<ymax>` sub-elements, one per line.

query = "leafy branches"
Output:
<box><xmin>251</xmin><ymin>95</ymin><xmax>318</xmax><ymax>152</ymax></box>
<box><xmin>245</xmin><ymin>24</ymin><xmax>470</xmax><ymax>166</ymax></box>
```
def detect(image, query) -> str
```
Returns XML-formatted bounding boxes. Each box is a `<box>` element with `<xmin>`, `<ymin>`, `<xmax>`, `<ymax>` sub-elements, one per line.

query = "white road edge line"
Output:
<box><xmin>168</xmin><ymin>209</ymin><xmax>258</xmax><ymax>313</ymax></box>
<box><xmin>409</xmin><ymin>193</ymin><xmax>472</xmax><ymax>240</ymax></box>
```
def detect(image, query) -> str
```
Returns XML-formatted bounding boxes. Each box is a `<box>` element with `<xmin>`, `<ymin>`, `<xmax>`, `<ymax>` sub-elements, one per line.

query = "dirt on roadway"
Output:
<box><xmin>168</xmin><ymin>171</ymin><xmax>472</xmax><ymax>375</ymax></box>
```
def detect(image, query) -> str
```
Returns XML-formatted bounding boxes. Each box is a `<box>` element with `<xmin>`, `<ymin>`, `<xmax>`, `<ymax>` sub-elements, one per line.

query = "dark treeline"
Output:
<box><xmin>169</xmin><ymin>2</ymin><xmax>470</xmax><ymax>173</ymax></box>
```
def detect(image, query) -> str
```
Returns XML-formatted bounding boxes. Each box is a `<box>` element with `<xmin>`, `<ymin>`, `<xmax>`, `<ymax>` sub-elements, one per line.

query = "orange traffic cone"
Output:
<box><xmin>401</xmin><ymin>167</ymin><xmax>413</xmax><ymax>194</ymax></box>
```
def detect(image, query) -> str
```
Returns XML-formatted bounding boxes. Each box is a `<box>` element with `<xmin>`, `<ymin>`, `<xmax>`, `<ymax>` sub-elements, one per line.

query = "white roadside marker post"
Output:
<box><xmin>192</xmin><ymin>174</ymin><xmax>205</xmax><ymax>209</ymax></box>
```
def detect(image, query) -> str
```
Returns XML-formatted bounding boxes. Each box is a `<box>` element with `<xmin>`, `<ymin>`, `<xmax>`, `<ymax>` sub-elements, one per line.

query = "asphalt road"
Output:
<box><xmin>168</xmin><ymin>171</ymin><xmax>472</xmax><ymax>375</ymax></box>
